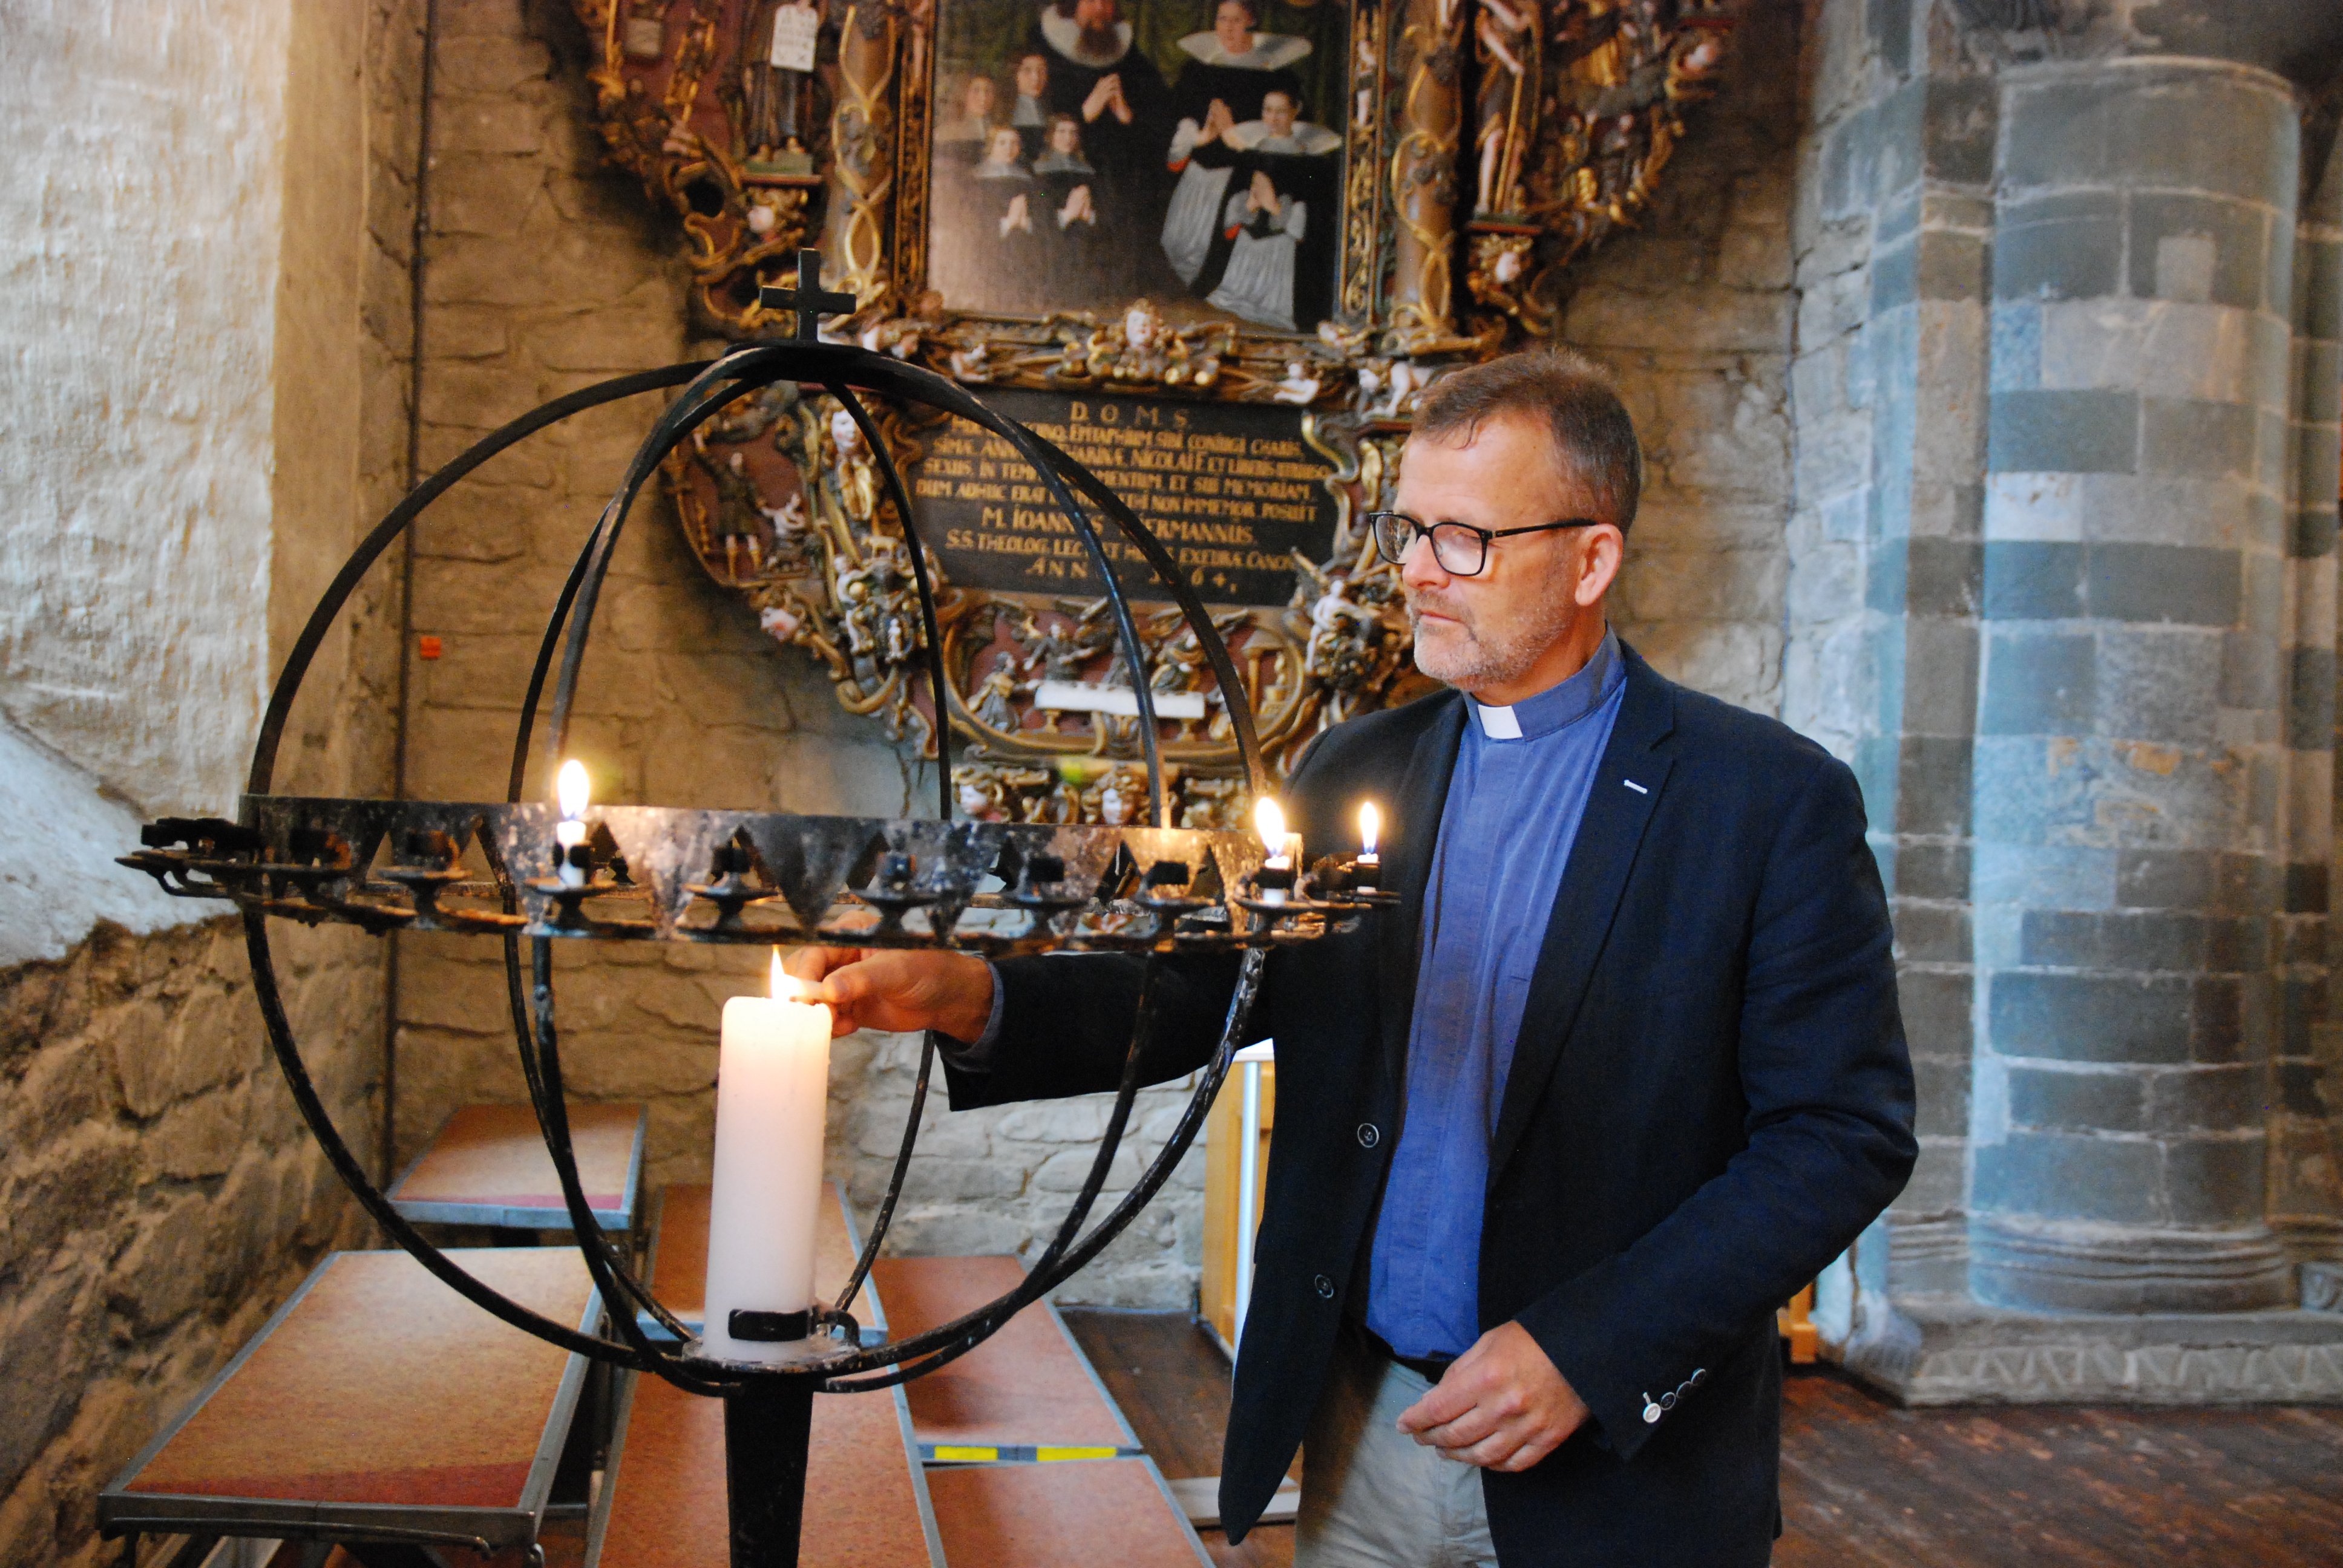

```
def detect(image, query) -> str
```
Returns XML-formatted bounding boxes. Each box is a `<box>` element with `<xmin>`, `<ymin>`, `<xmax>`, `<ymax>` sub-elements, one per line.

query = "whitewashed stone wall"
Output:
<box><xmin>0</xmin><ymin>3</ymin><xmax>422</xmax><ymax>1562</ymax></box>
<box><xmin>0</xmin><ymin>4</ymin><xmax>292</xmax><ymax>961</ymax></box>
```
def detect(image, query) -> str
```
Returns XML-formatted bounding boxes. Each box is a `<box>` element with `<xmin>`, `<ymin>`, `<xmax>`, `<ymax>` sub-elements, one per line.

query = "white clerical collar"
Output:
<box><xmin>1176</xmin><ymin>31</ymin><xmax>1312</xmax><ymax>71</ymax></box>
<box><xmin>1224</xmin><ymin>120</ymin><xmax>1342</xmax><ymax>155</ymax></box>
<box><xmin>1040</xmin><ymin>9</ymin><xmax>1132</xmax><ymax>67</ymax></box>
<box><xmin>1476</xmin><ymin>703</ymin><xmax>1524</xmax><ymax>740</ymax></box>
<box><xmin>1467</xmin><ymin>630</ymin><xmax>1623</xmax><ymax>743</ymax></box>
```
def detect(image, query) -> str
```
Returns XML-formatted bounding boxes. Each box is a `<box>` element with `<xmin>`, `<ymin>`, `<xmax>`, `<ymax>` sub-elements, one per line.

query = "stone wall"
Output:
<box><xmin>1573</xmin><ymin>0</ymin><xmax>1803</xmax><ymax>716</ymax></box>
<box><xmin>0</xmin><ymin>2</ymin><xmax>423</xmax><ymax>1563</ymax></box>
<box><xmin>390</xmin><ymin>0</ymin><xmax>1206</xmax><ymax>1303</ymax></box>
<box><xmin>388</xmin><ymin>0</ymin><xmax>1806</xmax><ymax>1310</ymax></box>
<box><xmin>384</xmin><ymin>0</ymin><xmax>919</xmax><ymax>1218</ymax></box>
<box><xmin>1784</xmin><ymin>0</ymin><xmax>2343</xmax><ymax>1400</ymax></box>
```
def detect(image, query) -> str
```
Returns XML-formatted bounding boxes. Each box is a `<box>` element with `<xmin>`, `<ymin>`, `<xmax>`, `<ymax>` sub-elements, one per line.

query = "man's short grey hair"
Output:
<box><xmin>1409</xmin><ymin>347</ymin><xmax>1644</xmax><ymax>534</ymax></box>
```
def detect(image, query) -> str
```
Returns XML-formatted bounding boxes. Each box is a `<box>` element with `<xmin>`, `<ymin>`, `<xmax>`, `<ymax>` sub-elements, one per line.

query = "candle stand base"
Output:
<box><xmin>723</xmin><ymin>1376</ymin><xmax>817</xmax><ymax>1568</ymax></box>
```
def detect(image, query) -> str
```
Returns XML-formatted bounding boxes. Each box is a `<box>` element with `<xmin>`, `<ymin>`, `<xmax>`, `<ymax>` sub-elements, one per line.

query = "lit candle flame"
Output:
<box><xmin>1358</xmin><ymin>802</ymin><xmax>1380</xmax><ymax>857</ymax></box>
<box><xmin>770</xmin><ymin>947</ymin><xmax>799</xmax><ymax>1002</ymax></box>
<box><xmin>1254</xmin><ymin>796</ymin><xmax>1286</xmax><ymax>855</ymax></box>
<box><xmin>556</xmin><ymin>758</ymin><xmax>591</xmax><ymax>820</ymax></box>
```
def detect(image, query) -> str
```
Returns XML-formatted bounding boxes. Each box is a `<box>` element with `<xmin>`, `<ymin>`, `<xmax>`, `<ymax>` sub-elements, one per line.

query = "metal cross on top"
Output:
<box><xmin>758</xmin><ymin>248</ymin><xmax>858</xmax><ymax>343</ymax></box>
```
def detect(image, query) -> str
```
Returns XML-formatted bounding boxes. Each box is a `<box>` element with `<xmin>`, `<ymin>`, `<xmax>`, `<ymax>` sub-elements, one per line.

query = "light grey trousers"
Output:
<box><xmin>1294</xmin><ymin>1325</ymin><xmax>1500</xmax><ymax>1568</ymax></box>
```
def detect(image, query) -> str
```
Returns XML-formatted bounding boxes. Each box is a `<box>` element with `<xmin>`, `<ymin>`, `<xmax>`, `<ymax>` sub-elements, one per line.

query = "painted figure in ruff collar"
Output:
<box><xmin>1161</xmin><ymin>0</ymin><xmax>1312</xmax><ymax>289</ymax></box>
<box><xmin>1030</xmin><ymin>0</ymin><xmax>1170</xmax><ymax>275</ymax></box>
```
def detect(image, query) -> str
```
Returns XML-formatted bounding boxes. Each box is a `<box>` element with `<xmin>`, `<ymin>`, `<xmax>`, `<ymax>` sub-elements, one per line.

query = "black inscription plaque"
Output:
<box><xmin>913</xmin><ymin>387</ymin><xmax>1339</xmax><ymax>607</ymax></box>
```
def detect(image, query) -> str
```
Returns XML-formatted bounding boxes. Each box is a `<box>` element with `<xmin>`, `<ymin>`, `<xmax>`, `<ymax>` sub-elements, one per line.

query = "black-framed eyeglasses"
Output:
<box><xmin>1367</xmin><ymin>510</ymin><xmax>1598</xmax><ymax>578</ymax></box>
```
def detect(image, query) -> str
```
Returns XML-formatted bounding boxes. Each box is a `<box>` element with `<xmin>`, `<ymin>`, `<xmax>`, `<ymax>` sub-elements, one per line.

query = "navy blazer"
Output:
<box><xmin>954</xmin><ymin>644</ymin><xmax>1916</xmax><ymax>1566</ymax></box>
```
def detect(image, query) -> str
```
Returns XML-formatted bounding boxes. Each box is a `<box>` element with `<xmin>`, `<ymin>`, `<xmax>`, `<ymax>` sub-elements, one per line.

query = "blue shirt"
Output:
<box><xmin>1364</xmin><ymin>629</ymin><xmax>1627</xmax><ymax>1361</ymax></box>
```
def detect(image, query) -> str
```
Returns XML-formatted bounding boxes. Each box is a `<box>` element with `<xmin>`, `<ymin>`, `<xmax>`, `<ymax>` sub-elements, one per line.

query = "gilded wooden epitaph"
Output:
<box><xmin>570</xmin><ymin>0</ymin><xmax>1742</xmax><ymax>820</ymax></box>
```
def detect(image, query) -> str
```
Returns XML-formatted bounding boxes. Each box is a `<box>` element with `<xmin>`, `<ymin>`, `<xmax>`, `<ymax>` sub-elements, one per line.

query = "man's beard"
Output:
<box><xmin>1406</xmin><ymin>573</ymin><xmax>1577</xmax><ymax>691</ymax></box>
<box><xmin>1078</xmin><ymin>21</ymin><xmax>1121</xmax><ymax>57</ymax></box>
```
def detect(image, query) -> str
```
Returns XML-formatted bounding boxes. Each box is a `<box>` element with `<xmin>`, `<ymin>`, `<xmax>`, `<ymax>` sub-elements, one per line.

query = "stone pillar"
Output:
<box><xmin>1968</xmin><ymin>56</ymin><xmax>2303</xmax><ymax>1312</ymax></box>
<box><xmin>1784</xmin><ymin>0</ymin><xmax>1999</xmax><ymax>1354</ymax></box>
<box><xmin>2274</xmin><ymin>125</ymin><xmax>2343</xmax><ymax>1257</ymax></box>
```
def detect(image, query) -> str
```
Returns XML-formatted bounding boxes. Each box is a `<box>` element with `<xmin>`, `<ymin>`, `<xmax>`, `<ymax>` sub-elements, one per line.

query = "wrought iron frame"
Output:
<box><xmin>122</xmin><ymin>323</ymin><xmax>1392</xmax><ymax>1567</ymax></box>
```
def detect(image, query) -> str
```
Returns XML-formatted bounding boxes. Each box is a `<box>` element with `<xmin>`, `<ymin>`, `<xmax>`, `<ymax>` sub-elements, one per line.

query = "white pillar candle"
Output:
<box><xmin>702</xmin><ymin>949</ymin><xmax>833</xmax><ymax>1364</ymax></box>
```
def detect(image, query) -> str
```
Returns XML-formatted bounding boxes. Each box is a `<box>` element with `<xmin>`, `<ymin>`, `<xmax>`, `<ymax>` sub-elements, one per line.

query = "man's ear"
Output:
<box><xmin>1575</xmin><ymin>524</ymin><xmax>1625</xmax><ymax>608</ymax></box>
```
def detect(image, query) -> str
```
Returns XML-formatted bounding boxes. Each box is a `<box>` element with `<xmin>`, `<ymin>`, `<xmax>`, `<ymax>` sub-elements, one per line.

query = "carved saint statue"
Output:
<box><xmin>742</xmin><ymin>0</ymin><xmax>821</xmax><ymax>175</ymax></box>
<box><xmin>1472</xmin><ymin>0</ymin><xmax>1533</xmax><ymax>215</ymax></box>
<box><xmin>969</xmin><ymin>652</ymin><xmax>1023</xmax><ymax>733</ymax></box>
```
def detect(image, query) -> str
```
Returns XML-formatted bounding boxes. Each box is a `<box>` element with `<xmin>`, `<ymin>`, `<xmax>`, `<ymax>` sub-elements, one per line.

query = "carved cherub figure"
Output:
<box><xmin>1273</xmin><ymin>359</ymin><xmax>1323</xmax><ymax>405</ymax></box>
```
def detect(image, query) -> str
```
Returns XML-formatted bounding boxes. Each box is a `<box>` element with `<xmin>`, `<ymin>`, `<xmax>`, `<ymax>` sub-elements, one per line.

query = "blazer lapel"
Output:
<box><xmin>1377</xmin><ymin>692</ymin><xmax>1466</xmax><ymax>1096</ymax></box>
<box><xmin>1487</xmin><ymin>652</ymin><xmax>1677</xmax><ymax>1182</ymax></box>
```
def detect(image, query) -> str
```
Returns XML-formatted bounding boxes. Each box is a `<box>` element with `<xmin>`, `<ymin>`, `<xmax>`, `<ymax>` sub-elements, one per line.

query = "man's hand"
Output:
<box><xmin>783</xmin><ymin>947</ymin><xmax>995</xmax><ymax>1042</ymax></box>
<box><xmin>1394</xmin><ymin>1322</ymin><xmax>1588</xmax><ymax>1472</ymax></box>
<box><xmin>1083</xmin><ymin>73</ymin><xmax>1128</xmax><ymax>122</ymax></box>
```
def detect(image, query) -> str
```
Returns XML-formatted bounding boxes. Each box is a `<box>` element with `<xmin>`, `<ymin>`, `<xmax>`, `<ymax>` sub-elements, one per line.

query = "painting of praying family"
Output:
<box><xmin>929</xmin><ymin>0</ymin><xmax>1351</xmax><ymax>334</ymax></box>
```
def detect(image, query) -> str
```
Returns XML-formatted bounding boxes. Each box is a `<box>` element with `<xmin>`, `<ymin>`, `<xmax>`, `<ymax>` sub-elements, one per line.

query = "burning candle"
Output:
<box><xmin>555</xmin><ymin>759</ymin><xmax>591</xmax><ymax>887</ymax></box>
<box><xmin>702</xmin><ymin>950</ymin><xmax>833</xmax><ymax>1363</ymax></box>
<box><xmin>1354</xmin><ymin>802</ymin><xmax>1381</xmax><ymax>889</ymax></box>
<box><xmin>1254</xmin><ymin>797</ymin><xmax>1299</xmax><ymax>904</ymax></box>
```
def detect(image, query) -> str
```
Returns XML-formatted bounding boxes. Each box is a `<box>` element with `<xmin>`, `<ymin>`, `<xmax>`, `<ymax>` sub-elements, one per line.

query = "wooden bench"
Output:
<box><xmin>868</xmin><ymin>1256</ymin><xmax>1209</xmax><ymax>1567</ymax></box>
<box><xmin>922</xmin><ymin>1461</ymin><xmax>1211</xmax><ymax>1568</ymax></box>
<box><xmin>387</xmin><ymin>1103</ymin><xmax>647</xmax><ymax>1235</ymax></box>
<box><xmin>100</xmin><ymin>1249</ymin><xmax>600</xmax><ymax>1565</ymax></box>
<box><xmin>586</xmin><ymin>1185</ymin><xmax>939</xmax><ymax>1568</ymax></box>
<box><xmin>867</xmin><ymin>1255</ymin><xmax>1137</xmax><ymax>1460</ymax></box>
<box><xmin>601</xmin><ymin>1194</ymin><xmax>1204</xmax><ymax>1564</ymax></box>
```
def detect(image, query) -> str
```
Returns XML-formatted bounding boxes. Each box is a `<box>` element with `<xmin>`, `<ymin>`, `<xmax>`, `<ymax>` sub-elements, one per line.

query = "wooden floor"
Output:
<box><xmin>1063</xmin><ymin>1312</ymin><xmax>1296</xmax><ymax>1568</ymax></box>
<box><xmin>1061</xmin><ymin>1310</ymin><xmax>2343</xmax><ymax>1568</ymax></box>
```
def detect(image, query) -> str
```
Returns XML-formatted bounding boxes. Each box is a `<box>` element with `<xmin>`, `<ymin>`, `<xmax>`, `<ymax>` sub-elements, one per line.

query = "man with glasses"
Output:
<box><xmin>788</xmin><ymin>348</ymin><xmax>1915</xmax><ymax>1567</ymax></box>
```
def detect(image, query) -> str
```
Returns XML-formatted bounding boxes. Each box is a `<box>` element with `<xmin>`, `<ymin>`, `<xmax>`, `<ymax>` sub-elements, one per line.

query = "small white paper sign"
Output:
<box><xmin>1034</xmin><ymin>680</ymin><xmax>1207</xmax><ymax>720</ymax></box>
<box><xmin>769</xmin><ymin>4</ymin><xmax>819</xmax><ymax>71</ymax></box>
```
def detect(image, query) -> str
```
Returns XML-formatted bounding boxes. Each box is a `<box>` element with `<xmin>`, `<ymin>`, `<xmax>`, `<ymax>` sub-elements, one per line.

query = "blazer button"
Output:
<box><xmin>1356</xmin><ymin>1123</ymin><xmax>1380</xmax><ymax>1149</ymax></box>
<box><xmin>1313</xmin><ymin>1273</ymin><xmax>1335</xmax><ymax>1299</ymax></box>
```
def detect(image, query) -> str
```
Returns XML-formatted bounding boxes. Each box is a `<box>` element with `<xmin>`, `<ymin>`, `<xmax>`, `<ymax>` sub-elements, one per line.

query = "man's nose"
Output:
<box><xmin>1398</xmin><ymin>535</ymin><xmax>1449</xmax><ymax>591</ymax></box>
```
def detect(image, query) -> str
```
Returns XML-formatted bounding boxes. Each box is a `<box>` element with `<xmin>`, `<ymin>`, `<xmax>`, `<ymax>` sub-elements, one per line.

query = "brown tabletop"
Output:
<box><xmin>587</xmin><ymin>1368</ymin><xmax>940</xmax><ymax>1568</ymax></box>
<box><xmin>868</xmin><ymin>1256</ymin><xmax>1133</xmax><ymax>1453</ymax></box>
<box><xmin>102</xmin><ymin>1248</ymin><xmax>599</xmax><ymax>1548</ymax></box>
<box><xmin>923</xmin><ymin>1460</ymin><xmax>1210</xmax><ymax>1568</ymax></box>
<box><xmin>637</xmin><ymin>1181</ymin><xmax>880</xmax><ymax>1342</ymax></box>
<box><xmin>591</xmin><ymin>1183</ymin><xmax>940</xmax><ymax>1567</ymax></box>
<box><xmin>389</xmin><ymin>1102</ymin><xmax>646</xmax><ymax>1230</ymax></box>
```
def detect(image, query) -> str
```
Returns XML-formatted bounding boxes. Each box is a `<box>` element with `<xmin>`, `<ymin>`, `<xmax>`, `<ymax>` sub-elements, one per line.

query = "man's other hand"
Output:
<box><xmin>782</xmin><ymin>947</ymin><xmax>995</xmax><ymax>1042</ymax></box>
<box><xmin>1394</xmin><ymin>1321</ymin><xmax>1588</xmax><ymax>1472</ymax></box>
